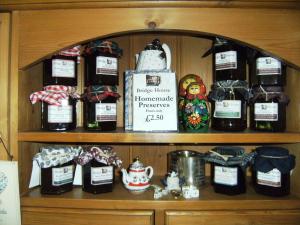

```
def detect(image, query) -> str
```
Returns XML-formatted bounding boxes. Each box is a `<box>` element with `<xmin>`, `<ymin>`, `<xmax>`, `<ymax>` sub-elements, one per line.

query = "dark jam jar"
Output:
<box><xmin>82</xmin><ymin>159</ymin><xmax>115</xmax><ymax>194</ymax></box>
<box><xmin>206</xmin><ymin>147</ymin><xmax>250</xmax><ymax>195</ymax></box>
<box><xmin>43</xmin><ymin>55</ymin><xmax>78</xmax><ymax>86</ymax></box>
<box><xmin>208</xmin><ymin>80</ymin><xmax>250</xmax><ymax>131</ymax></box>
<box><xmin>252</xmin><ymin>146</ymin><xmax>295</xmax><ymax>197</ymax></box>
<box><xmin>76</xmin><ymin>146</ymin><xmax>121</xmax><ymax>194</ymax></box>
<box><xmin>42</xmin><ymin>97</ymin><xmax>77</xmax><ymax>131</ymax></box>
<box><xmin>82</xmin><ymin>86</ymin><xmax>120</xmax><ymax>131</ymax></box>
<box><xmin>83</xmin><ymin>40</ymin><xmax>122</xmax><ymax>86</ymax></box>
<box><xmin>41</xmin><ymin>160</ymin><xmax>75</xmax><ymax>195</ymax></box>
<box><xmin>213</xmin><ymin>38</ymin><xmax>247</xmax><ymax>82</ymax></box>
<box><xmin>249</xmin><ymin>51</ymin><xmax>286</xmax><ymax>86</ymax></box>
<box><xmin>250</xmin><ymin>86</ymin><xmax>289</xmax><ymax>132</ymax></box>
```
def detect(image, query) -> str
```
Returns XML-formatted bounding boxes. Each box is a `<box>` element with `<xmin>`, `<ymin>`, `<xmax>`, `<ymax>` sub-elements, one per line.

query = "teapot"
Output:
<box><xmin>121</xmin><ymin>157</ymin><xmax>154</xmax><ymax>193</ymax></box>
<box><xmin>135</xmin><ymin>39</ymin><xmax>171</xmax><ymax>72</ymax></box>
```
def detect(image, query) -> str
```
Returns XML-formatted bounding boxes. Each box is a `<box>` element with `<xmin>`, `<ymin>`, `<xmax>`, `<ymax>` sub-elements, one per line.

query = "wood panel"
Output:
<box><xmin>165</xmin><ymin>210</ymin><xmax>300</xmax><ymax>225</ymax></box>
<box><xmin>1</xmin><ymin>0</ymin><xmax>300</xmax><ymax>11</ymax></box>
<box><xmin>17</xmin><ymin>8</ymin><xmax>300</xmax><ymax>69</ymax></box>
<box><xmin>22</xmin><ymin>207</ymin><xmax>154</xmax><ymax>225</ymax></box>
<box><xmin>0</xmin><ymin>13</ymin><xmax>10</xmax><ymax>160</ymax></box>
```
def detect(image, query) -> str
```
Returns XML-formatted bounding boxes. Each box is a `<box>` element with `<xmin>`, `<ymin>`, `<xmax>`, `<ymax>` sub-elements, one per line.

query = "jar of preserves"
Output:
<box><xmin>33</xmin><ymin>146</ymin><xmax>82</xmax><ymax>195</ymax></box>
<box><xmin>212</xmin><ymin>38</ymin><xmax>247</xmax><ymax>82</ymax></box>
<box><xmin>30</xmin><ymin>85</ymin><xmax>80</xmax><ymax>131</ymax></box>
<box><xmin>249</xmin><ymin>51</ymin><xmax>286</xmax><ymax>86</ymax></box>
<box><xmin>82</xmin><ymin>86</ymin><xmax>120</xmax><ymax>131</ymax></box>
<box><xmin>252</xmin><ymin>146</ymin><xmax>295</xmax><ymax>197</ymax></box>
<box><xmin>205</xmin><ymin>146</ymin><xmax>254</xmax><ymax>195</ymax></box>
<box><xmin>250</xmin><ymin>86</ymin><xmax>289</xmax><ymax>132</ymax></box>
<box><xmin>83</xmin><ymin>40</ymin><xmax>122</xmax><ymax>86</ymax></box>
<box><xmin>76</xmin><ymin>146</ymin><xmax>122</xmax><ymax>194</ymax></box>
<box><xmin>43</xmin><ymin>46</ymin><xmax>80</xmax><ymax>86</ymax></box>
<box><xmin>208</xmin><ymin>80</ymin><xmax>251</xmax><ymax>131</ymax></box>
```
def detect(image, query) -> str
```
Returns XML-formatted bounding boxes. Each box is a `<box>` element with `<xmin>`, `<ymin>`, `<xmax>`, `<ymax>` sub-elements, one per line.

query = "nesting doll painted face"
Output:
<box><xmin>179</xmin><ymin>74</ymin><xmax>203</xmax><ymax>97</ymax></box>
<box><xmin>187</xmin><ymin>83</ymin><xmax>201</xmax><ymax>95</ymax></box>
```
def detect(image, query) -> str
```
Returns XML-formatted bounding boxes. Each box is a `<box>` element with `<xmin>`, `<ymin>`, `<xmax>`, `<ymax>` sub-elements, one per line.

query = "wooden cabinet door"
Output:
<box><xmin>166</xmin><ymin>210</ymin><xmax>300</xmax><ymax>225</ymax></box>
<box><xmin>22</xmin><ymin>207</ymin><xmax>154</xmax><ymax>225</ymax></box>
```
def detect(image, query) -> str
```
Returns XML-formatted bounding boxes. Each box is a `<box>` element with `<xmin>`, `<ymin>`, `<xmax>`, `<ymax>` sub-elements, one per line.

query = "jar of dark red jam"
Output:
<box><xmin>249</xmin><ymin>52</ymin><xmax>286</xmax><ymax>86</ymax></box>
<box><xmin>41</xmin><ymin>161</ymin><xmax>75</xmax><ymax>194</ymax></box>
<box><xmin>76</xmin><ymin>146</ymin><xmax>121</xmax><ymax>194</ymax></box>
<box><xmin>208</xmin><ymin>80</ymin><xmax>250</xmax><ymax>131</ymax></box>
<box><xmin>42</xmin><ymin>97</ymin><xmax>77</xmax><ymax>131</ymax></box>
<box><xmin>82</xmin><ymin>86</ymin><xmax>120</xmax><ymax>131</ymax></box>
<box><xmin>252</xmin><ymin>146</ymin><xmax>295</xmax><ymax>197</ymax></box>
<box><xmin>35</xmin><ymin>146</ymin><xmax>81</xmax><ymax>195</ymax></box>
<box><xmin>82</xmin><ymin>159</ymin><xmax>115</xmax><ymax>194</ymax></box>
<box><xmin>206</xmin><ymin>146</ymin><xmax>251</xmax><ymax>195</ymax></box>
<box><xmin>43</xmin><ymin>55</ymin><xmax>78</xmax><ymax>86</ymax></box>
<box><xmin>83</xmin><ymin>40</ymin><xmax>122</xmax><ymax>86</ymax></box>
<box><xmin>250</xmin><ymin>86</ymin><xmax>289</xmax><ymax>132</ymax></box>
<box><xmin>212</xmin><ymin>38</ymin><xmax>247</xmax><ymax>82</ymax></box>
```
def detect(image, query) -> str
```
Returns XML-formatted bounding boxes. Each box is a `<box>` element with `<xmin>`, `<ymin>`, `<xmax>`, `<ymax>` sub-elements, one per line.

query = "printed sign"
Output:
<box><xmin>132</xmin><ymin>72</ymin><xmax>178</xmax><ymax>131</ymax></box>
<box><xmin>0</xmin><ymin>161</ymin><xmax>21</xmax><ymax>225</ymax></box>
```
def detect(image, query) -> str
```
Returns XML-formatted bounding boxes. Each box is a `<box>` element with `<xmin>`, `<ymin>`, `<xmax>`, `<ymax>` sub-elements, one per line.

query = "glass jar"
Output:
<box><xmin>213</xmin><ymin>38</ymin><xmax>247</xmax><ymax>82</ymax></box>
<box><xmin>209</xmin><ymin>80</ymin><xmax>250</xmax><ymax>131</ymax></box>
<box><xmin>250</xmin><ymin>86</ymin><xmax>289</xmax><ymax>132</ymax></box>
<box><xmin>82</xmin><ymin>159</ymin><xmax>115</xmax><ymax>194</ymax></box>
<box><xmin>83</xmin><ymin>40</ymin><xmax>122</xmax><ymax>86</ymax></box>
<box><xmin>82</xmin><ymin>86</ymin><xmax>120</xmax><ymax>131</ymax></box>
<box><xmin>249</xmin><ymin>52</ymin><xmax>286</xmax><ymax>86</ymax></box>
<box><xmin>41</xmin><ymin>160</ymin><xmax>75</xmax><ymax>195</ymax></box>
<box><xmin>42</xmin><ymin>97</ymin><xmax>77</xmax><ymax>131</ymax></box>
<box><xmin>206</xmin><ymin>147</ymin><xmax>248</xmax><ymax>195</ymax></box>
<box><xmin>252</xmin><ymin>146</ymin><xmax>295</xmax><ymax>197</ymax></box>
<box><xmin>43</xmin><ymin>55</ymin><xmax>77</xmax><ymax>86</ymax></box>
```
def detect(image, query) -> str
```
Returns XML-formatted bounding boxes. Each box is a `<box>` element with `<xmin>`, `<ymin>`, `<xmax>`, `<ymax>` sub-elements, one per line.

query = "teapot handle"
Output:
<box><xmin>145</xmin><ymin>166</ymin><xmax>154</xmax><ymax>179</ymax></box>
<box><xmin>162</xmin><ymin>43</ymin><xmax>171</xmax><ymax>70</ymax></box>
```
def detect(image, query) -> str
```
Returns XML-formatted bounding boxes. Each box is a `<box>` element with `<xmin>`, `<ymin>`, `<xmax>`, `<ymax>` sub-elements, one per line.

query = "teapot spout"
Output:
<box><xmin>162</xmin><ymin>43</ymin><xmax>171</xmax><ymax>70</ymax></box>
<box><xmin>121</xmin><ymin>168</ymin><xmax>129</xmax><ymax>185</ymax></box>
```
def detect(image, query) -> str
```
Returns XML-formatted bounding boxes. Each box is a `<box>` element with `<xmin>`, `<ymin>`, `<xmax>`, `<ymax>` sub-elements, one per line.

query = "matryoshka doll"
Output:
<box><xmin>182</xmin><ymin>82</ymin><xmax>209</xmax><ymax>131</ymax></box>
<box><xmin>178</xmin><ymin>74</ymin><xmax>207</xmax><ymax>130</ymax></box>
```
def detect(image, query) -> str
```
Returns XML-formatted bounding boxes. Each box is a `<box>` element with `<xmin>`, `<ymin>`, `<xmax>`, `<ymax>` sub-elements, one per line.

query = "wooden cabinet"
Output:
<box><xmin>166</xmin><ymin>210</ymin><xmax>300</xmax><ymax>225</ymax></box>
<box><xmin>22</xmin><ymin>208</ymin><xmax>154</xmax><ymax>225</ymax></box>
<box><xmin>1</xmin><ymin>1</ymin><xmax>300</xmax><ymax>225</ymax></box>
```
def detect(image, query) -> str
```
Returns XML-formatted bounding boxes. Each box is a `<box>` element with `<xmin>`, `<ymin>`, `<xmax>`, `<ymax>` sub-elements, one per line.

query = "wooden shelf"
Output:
<box><xmin>22</xmin><ymin>177</ymin><xmax>300</xmax><ymax>211</ymax></box>
<box><xmin>18</xmin><ymin>128</ymin><xmax>300</xmax><ymax>144</ymax></box>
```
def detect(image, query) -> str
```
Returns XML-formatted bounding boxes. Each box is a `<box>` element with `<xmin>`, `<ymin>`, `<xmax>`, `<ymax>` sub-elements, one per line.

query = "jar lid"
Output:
<box><xmin>81</xmin><ymin>85</ymin><xmax>120</xmax><ymax>102</ymax></box>
<box><xmin>204</xmin><ymin>146</ymin><xmax>255</xmax><ymax>169</ymax></box>
<box><xmin>83</xmin><ymin>40</ymin><xmax>123</xmax><ymax>57</ymax></box>
<box><xmin>253</xmin><ymin>146</ymin><xmax>295</xmax><ymax>174</ymax></box>
<box><xmin>251</xmin><ymin>86</ymin><xmax>289</xmax><ymax>104</ymax></box>
<box><xmin>208</xmin><ymin>80</ymin><xmax>251</xmax><ymax>101</ymax></box>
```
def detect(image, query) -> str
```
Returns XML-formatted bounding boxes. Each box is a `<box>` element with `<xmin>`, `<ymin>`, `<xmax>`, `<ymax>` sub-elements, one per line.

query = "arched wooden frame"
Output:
<box><xmin>18</xmin><ymin>7</ymin><xmax>300</xmax><ymax>69</ymax></box>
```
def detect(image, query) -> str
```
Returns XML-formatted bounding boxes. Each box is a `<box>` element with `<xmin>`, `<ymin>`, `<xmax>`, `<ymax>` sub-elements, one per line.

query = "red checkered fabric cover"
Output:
<box><xmin>30</xmin><ymin>85</ymin><xmax>79</xmax><ymax>106</ymax></box>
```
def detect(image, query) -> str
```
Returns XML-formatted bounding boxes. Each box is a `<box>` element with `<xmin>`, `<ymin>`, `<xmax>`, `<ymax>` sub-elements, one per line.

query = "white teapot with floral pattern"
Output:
<box><xmin>121</xmin><ymin>157</ymin><xmax>154</xmax><ymax>193</ymax></box>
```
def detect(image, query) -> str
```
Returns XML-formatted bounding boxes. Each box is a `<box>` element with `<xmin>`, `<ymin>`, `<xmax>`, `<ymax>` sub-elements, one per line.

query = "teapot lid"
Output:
<box><xmin>129</xmin><ymin>157</ymin><xmax>145</xmax><ymax>170</ymax></box>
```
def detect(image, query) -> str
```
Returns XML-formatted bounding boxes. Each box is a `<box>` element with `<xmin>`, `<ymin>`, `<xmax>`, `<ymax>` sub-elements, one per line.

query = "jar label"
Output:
<box><xmin>96</xmin><ymin>56</ymin><xmax>118</xmax><ymax>75</ymax></box>
<box><xmin>214</xmin><ymin>100</ymin><xmax>241</xmax><ymax>118</ymax></box>
<box><xmin>48</xmin><ymin>99</ymin><xmax>73</xmax><ymax>123</ymax></box>
<box><xmin>52</xmin><ymin>59</ymin><xmax>75</xmax><ymax>78</ymax></box>
<box><xmin>95</xmin><ymin>103</ymin><xmax>117</xmax><ymax>122</ymax></box>
<box><xmin>215</xmin><ymin>51</ymin><xmax>237</xmax><ymax>70</ymax></box>
<box><xmin>257</xmin><ymin>168</ymin><xmax>281</xmax><ymax>187</ymax></box>
<box><xmin>91</xmin><ymin>166</ymin><xmax>113</xmax><ymax>185</ymax></box>
<box><xmin>52</xmin><ymin>165</ymin><xmax>74</xmax><ymax>186</ymax></box>
<box><xmin>256</xmin><ymin>57</ymin><xmax>281</xmax><ymax>75</ymax></box>
<box><xmin>214</xmin><ymin>166</ymin><xmax>238</xmax><ymax>186</ymax></box>
<box><xmin>254</xmin><ymin>103</ymin><xmax>278</xmax><ymax>121</ymax></box>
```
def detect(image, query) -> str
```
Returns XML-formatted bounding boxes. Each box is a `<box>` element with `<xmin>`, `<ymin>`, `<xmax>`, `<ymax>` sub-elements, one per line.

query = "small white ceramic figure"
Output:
<box><xmin>166</xmin><ymin>171</ymin><xmax>181</xmax><ymax>192</ymax></box>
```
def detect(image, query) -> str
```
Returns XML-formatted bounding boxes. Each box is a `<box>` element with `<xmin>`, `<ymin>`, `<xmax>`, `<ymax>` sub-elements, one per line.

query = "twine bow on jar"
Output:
<box><xmin>30</xmin><ymin>85</ymin><xmax>80</xmax><ymax>106</ymax></box>
<box><xmin>83</xmin><ymin>40</ymin><xmax>123</xmax><ymax>57</ymax></box>
<box><xmin>251</xmin><ymin>85</ymin><xmax>289</xmax><ymax>104</ymax></box>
